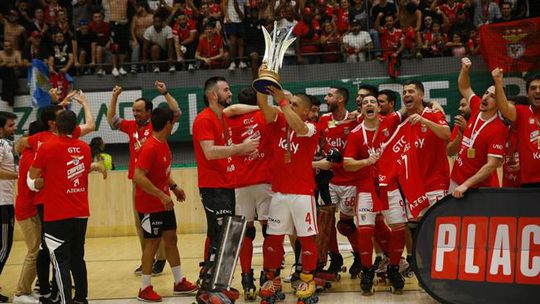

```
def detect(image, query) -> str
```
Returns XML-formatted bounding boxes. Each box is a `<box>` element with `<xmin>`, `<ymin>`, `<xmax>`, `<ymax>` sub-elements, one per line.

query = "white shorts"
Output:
<box><xmin>235</xmin><ymin>183</ymin><xmax>272</xmax><ymax>221</ymax></box>
<box><xmin>329</xmin><ymin>183</ymin><xmax>356</xmax><ymax>217</ymax></box>
<box><xmin>267</xmin><ymin>192</ymin><xmax>318</xmax><ymax>237</ymax></box>
<box><xmin>406</xmin><ymin>189</ymin><xmax>448</xmax><ymax>219</ymax></box>
<box><xmin>356</xmin><ymin>189</ymin><xmax>406</xmax><ymax>226</ymax></box>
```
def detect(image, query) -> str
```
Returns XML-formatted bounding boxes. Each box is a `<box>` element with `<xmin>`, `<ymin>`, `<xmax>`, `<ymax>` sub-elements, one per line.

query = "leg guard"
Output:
<box><xmin>199</xmin><ymin>215</ymin><xmax>247</xmax><ymax>292</ymax></box>
<box><xmin>316</xmin><ymin>206</ymin><xmax>334</xmax><ymax>266</ymax></box>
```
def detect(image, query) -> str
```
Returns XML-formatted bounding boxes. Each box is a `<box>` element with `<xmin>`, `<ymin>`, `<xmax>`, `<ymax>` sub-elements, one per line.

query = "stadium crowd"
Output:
<box><xmin>0</xmin><ymin>0</ymin><xmax>538</xmax><ymax>81</ymax></box>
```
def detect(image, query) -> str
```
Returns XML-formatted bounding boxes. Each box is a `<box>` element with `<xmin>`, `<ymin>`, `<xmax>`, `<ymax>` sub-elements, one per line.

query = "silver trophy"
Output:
<box><xmin>252</xmin><ymin>21</ymin><xmax>296</xmax><ymax>94</ymax></box>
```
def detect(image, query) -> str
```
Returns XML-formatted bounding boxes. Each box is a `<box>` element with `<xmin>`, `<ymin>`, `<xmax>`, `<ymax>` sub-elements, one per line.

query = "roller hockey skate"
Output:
<box><xmin>374</xmin><ymin>255</ymin><xmax>389</xmax><ymax>284</ymax></box>
<box><xmin>360</xmin><ymin>266</ymin><xmax>376</xmax><ymax>296</ymax></box>
<box><xmin>401</xmin><ymin>255</ymin><xmax>415</xmax><ymax>278</ymax></box>
<box><xmin>387</xmin><ymin>265</ymin><xmax>405</xmax><ymax>294</ymax></box>
<box><xmin>295</xmin><ymin>273</ymin><xmax>319</xmax><ymax>304</ymax></box>
<box><xmin>242</xmin><ymin>270</ymin><xmax>257</xmax><ymax>301</ymax></box>
<box><xmin>349</xmin><ymin>252</ymin><xmax>361</xmax><ymax>279</ymax></box>
<box><xmin>259</xmin><ymin>271</ymin><xmax>285</xmax><ymax>303</ymax></box>
<box><xmin>325</xmin><ymin>252</ymin><xmax>345</xmax><ymax>281</ymax></box>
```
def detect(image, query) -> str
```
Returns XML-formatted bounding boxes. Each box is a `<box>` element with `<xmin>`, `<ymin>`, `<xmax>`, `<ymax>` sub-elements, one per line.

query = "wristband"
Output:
<box><xmin>161</xmin><ymin>91</ymin><xmax>169</xmax><ymax>96</ymax></box>
<box><xmin>170</xmin><ymin>184</ymin><xmax>177</xmax><ymax>190</ymax></box>
<box><xmin>278</xmin><ymin>99</ymin><xmax>289</xmax><ymax>107</ymax></box>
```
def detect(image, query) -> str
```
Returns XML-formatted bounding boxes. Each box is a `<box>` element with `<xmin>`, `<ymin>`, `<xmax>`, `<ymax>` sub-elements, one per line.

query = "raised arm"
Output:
<box><xmin>492</xmin><ymin>67</ymin><xmax>517</xmax><ymax>122</ymax></box>
<box><xmin>458</xmin><ymin>57</ymin><xmax>474</xmax><ymax>101</ymax></box>
<box><xmin>107</xmin><ymin>85</ymin><xmax>123</xmax><ymax>129</ymax></box>
<box><xmin>154</xmin><ymin>81</ymin><xmax>182</xmax><ymax>121</ymax></box>
<box><xmin>257</xmin><ymin>91</ymin><xmax>277</xmax><ymax>123</ymax></box>
<box><xmin>199</xmin><ymin>138</ymin><xmax>258</xmax><ymax>160</ymax></box>
<box><xmin>73</xmin><ymin>91</ymin><xmax>95</xmax><ymax>136</ymax></box>
<box><xmin>267</xmin><ymin>86</ymin><xmax>309</xmax><ymax>135</ymax></box>
<box><xmin>223</xmin><ymin>104</ymin><xmax>259</xmax><ymax>117</ymax></box>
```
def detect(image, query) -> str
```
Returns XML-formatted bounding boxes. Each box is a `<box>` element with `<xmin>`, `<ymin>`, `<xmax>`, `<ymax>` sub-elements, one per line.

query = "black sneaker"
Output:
<box><xmin>134</xmin><ymin>264</ymin><xmax>142</xmax><ymax>276</ymax></box>
<box><xmin>152</xmin><ymin>259</ymin><xmax>166</xmax><ymax>276</ymax></box>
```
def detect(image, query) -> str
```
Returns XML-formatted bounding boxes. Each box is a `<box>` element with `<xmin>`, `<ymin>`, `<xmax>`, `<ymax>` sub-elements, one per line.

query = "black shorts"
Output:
<box><xmin>224</xmin><ymin>22</ymin><xmax>245</xmax><ymax>38</ymax></box>
<box><xmin>111</xmin><ymin>22</ymin><xmax>129</xmax><ymax>53</ymax></box>
<box><xmin>200</xmin><ymin>188</ymin><xmax>235</xmax><ymax>237</ymax></box>
<box><xmin>138</xmin><ymin>210</ymin><xmax>177</xmax><ymax>239</ymax></box>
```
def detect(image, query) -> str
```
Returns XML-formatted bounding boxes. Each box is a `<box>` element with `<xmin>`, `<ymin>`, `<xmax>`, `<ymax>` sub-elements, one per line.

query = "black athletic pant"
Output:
<box><xmin>200</xmin><ymin>187</ymin><xmax>236</xmax><ymax>251</ymax></box>
<box><xmin>43</xmin><ymin>218</ymin><xmax>88</xmax><ymax>304</ymax></box>
<box><xmin>0</xmin><ymin>205</ymin><xmax>14</xmax><ymax>274</ymax></box>
<box><xmin>36</xmin><ymin>204</ymin><xmax>56</xmax><ymax>297</ymax></box>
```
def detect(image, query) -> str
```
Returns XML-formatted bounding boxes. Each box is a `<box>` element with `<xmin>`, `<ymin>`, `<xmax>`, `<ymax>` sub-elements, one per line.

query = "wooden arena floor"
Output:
<box><xmin>1</xmin><ymin>234</ymin><xmax>437</xmax><ymax>303</ymax></box>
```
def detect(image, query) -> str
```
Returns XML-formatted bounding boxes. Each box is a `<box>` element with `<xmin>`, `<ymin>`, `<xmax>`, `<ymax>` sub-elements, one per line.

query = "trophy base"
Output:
<box><xmin>252</xmin><ymin>77</ymin><xmax>282</xmax><ymax>95</ymax></box>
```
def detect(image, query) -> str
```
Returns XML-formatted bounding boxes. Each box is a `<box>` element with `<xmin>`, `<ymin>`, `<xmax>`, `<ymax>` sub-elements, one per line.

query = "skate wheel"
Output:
<box><xmin>406</xmin><ymin>271</ymin><xmax>415</xmax><ymax>278</ymax></box>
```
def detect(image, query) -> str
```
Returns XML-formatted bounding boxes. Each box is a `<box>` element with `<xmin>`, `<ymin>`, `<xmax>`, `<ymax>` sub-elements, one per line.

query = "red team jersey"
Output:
<box><xmin>172</xmin><ymin>20</ymin><xmax>197</xmax><ymax>42</ymax></box>
<box><xmin>318</xmin><ymin>112</ymin><xmax>359</xmax><ymax>185</ymax></box>
<box><xmin>119</xmin><ymin>120</ymin><xmax>153</xmax><ymax>179</ymax></box>
<box><xmin>134</xmin><ymin>136</ymin><xmax>172</xmax><ymax>213</ymax></box>
<box><xmin>32</xmin><ymin>136</ymin><xmax>91</xmax><ymax>222</ymax></box>
<box><xmin>227</xmin><ymin>111</ymin><xmax>272</xmax><ymax>187</ymax></box>
<box><xmin>27</xmin><ymin>127</ymin><xmax>82</xmax><ymax>205</ymax></box>
<box><xmin>15</xmin><ymin>148</ymin><xmax>37</xmax><ymax>221</ymax></box>
<box><xmin>413</xmin><ymin>108</ymin><xmax>450</xmax><ymax>191</ymax></box>
<box><xmin>380</xmin><ymin>27</ymin><xmax>404</xmax><ymax>52</ymax></box>
<box><xmin>268</xmin><ymin>112</ymin><xmax>318</xmax><ymax>195</ymax></box>
<box><xmin>513</xmin><ymin>105</ymin><xmax>540</xmax><ymax>184</ymax></box>
<box><xmin>451</xmin><ymin>95</ymin><xmax>508</xmax><ymax>188</ymax></box>
<box><xmin>193</xmin><ymin>108</ymin><xmax>235</xmax><ymax>188</ymax></box>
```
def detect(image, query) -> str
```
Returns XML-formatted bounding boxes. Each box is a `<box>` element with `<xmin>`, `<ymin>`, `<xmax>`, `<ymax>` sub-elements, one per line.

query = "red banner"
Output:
<box><xmin>479</xmin><ymin>17</ymin><xmax>540</xmax><ymax>72</ymax></box>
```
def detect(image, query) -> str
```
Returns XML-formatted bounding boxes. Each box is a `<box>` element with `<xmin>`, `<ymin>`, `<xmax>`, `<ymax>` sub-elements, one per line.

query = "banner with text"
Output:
<box><xmin>1</xmin><ymin>72</ymin><xmax>529</xmax><ymax>144</ymax></box>
<box><xmin>414</xmin><ymin>189</ymin><xmax>540</xmax><ymax>304</ymax></box>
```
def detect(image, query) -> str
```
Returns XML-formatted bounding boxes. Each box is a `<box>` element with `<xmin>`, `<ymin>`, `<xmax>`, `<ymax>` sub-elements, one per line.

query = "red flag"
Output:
<box><xmin>378</xmin><ymin>120</ymin><xmax>430</xmax><ymax>218</ymax></box>
<box><xmin>479</xmin><ymin>17</ymin><xmax>540</xmax><ymax>72</ymax></box>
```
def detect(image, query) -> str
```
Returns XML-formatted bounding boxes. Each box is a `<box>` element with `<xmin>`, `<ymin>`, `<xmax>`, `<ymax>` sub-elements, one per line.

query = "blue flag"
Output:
<box><xmin>28</xmin><ymin>59</ymin><xmax>52</xmax><ymax>108</ymax></box>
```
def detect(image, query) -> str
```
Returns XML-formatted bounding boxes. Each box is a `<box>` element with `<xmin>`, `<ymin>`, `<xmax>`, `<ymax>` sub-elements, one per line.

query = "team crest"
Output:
<box><xmin>382</xmin><ymin>128</ymin><xmax>389</xmax><ymax>137</ymax></box>
<box><xmin>421</xmin><ymin>125</ymin><xmax>427</xmax><ymax>133</ymax></box>
<box><xmin>530</xmin><ymin>118</ymin><xmax>536</xmax><ymax>125</ymax></box>
<box><xmin>344</xmin><ymin>127</ymin><xmax>350</xmax><ymax>135</ymax></box>
<box><xmin>144</xmin><ymin>129</ymin><xmax>150</xmax><ymax>136</ymax></box>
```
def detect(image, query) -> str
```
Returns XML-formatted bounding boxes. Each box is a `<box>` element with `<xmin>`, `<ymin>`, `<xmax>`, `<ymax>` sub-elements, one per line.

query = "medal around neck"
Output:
<box><xmin>253</xmin><ymin>21</ymin><xmax>296</xmax><ymax>94</ymax></box>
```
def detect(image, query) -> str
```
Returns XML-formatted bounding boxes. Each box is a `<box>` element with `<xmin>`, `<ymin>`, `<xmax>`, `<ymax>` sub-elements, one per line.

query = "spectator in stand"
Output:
<box><xmin>319</xmin><ymin>20</ymin><xmax>342</xmax><ymax>63</ymax></box>
<box><xmin>50</xmin><ymin>31</ymin><xmax>73</xmax><ymax>74</ymax></box>
<box><xmin>256</xmin><ymin>0</ymin><xmax>275</xmax><ymax>21</ymax></box>
<box><xmin>22</xmin><ymin>31</ymin><xmax>51</xmax><ymax>67</ymax></box>
<box><xmin>314</xmin><ymin>0</ymin><xmax>335</xmax><ymax>23</ymax></box>
<box><xmin>222</xmin><ymin>0</ymin><xmax>248</xmax><ymax>71</ymax></box>
<box><xmin>494</xmin><ymin>2</ymin><xmax>514</xmax><ymax>23</ymax></box>
<box><xmin>342</xmin><ymin>20</ymin><xmax>372</xmax><ymax>62</ymax></box>
<box><xmin>3</xmin><ymin>10</ymin><xmax>26</xmax><ymax>50</ymax></box>
<box><xmin>73</xmin><ymin>19</ymin><xmax>97</xmax><ymax>75</ymax></box>
<box><xmin>276</xmin><ymin>3</ymin><xmax>298</xmax><ymax>65</ymax></box>
<box><xmin>466</xmin><ymin>28</ymin><xmax>480</xmax><ymax>55</ymax></box>
<box><xmin>143</xmin><ymin>14</ymin><xmax>175</xmax><ymax>73</ymax></box>
<box><xmin>335</xmin><ymin>0</ymin><xmax>350</xmax><ymax>34</ymax></box>
<box><xmin>0</xmin><ymin>41</ymin><xmax>23</xmax><ymax>107</ymax></box>
<box><xmin>72</xmin><ymin>0</ymin><xmax>93</xmax><ymax>30</ymax></box>
<box><xmin>29</xmin><ymin>9</ymin><xmax>49</xmax><ymax>38</ymax></box>
<box><xmin>397</xmin><ymin>0</ymin><xmax>423</xmax><ymax>59</ymax></box>
<box><xmin>439</xmin><ymin>0</ymin><xmax>470</xmax><ymax>27</ymax></box>
<box><xmin>106</xmin><ymin>0</ymin><xmax>130</xmax><ymax>77</ymax></box>
<box><xmin>349</xmin><ymin>0</ymin><xmax>370</xmax><ymax>30</ymax></box>
<box><xmin>166</xmin><ymin>0</ymin><xmax>199</xmax><ymax>25</ymax></box>
<box><xmin>208</xmin><ymin>3</ymin><xmax>224</xmax><ymax>33</ymax></box>
<box><xmin>449</xmin><ymin>9</ymin><xmax>474</xmax><ymax>38</ymax></box>
<box><xmin>195</xmin><ymin>19</ymin><xmax>226</xmax><ymax>69</ymax></box>
<box><xmin>50</xmin><ymin>9</ymin><xmax>73</xmax><ymax>40</ymax></box>
<box><xmin>293</xmin><ymin>7</ymin><xmax>320</xmax><ymax>65</ymax></box>
<box><xmin>130</xmin><ymin>1</ymin><xmax>154</xmax><ymax>73</ymax></box>
<box><xmin>89</xmin><ymin>11</ymin><xmax>110</xmax><ymax>76</ymax></box>
<box><xmin>472</xmin><ymin>0</ymin><xmax>501</xmax><ymax>27</ymax></box>
<box><xmin>243</xmin><ymin>6</ymin><xmax>267</xmax><ymax>78</ymax></box>
<box><xmin>49</xmin><ymin>31</ymin><xmax>74</xmax><ymax>102</ymax></box>
<box><xmin>43</xmin><ymin>0</ymin><xmax>64</xmax><ymax>26</ymax></box>
<box><xmin>421</xmin><ymin>21</ymin><xmax>447</xmax><ymax>57</ymax></box>
<box><xmin>508</xmin><ymin>0</ymin><xmax>528</xmax><ymax>19</ymax></box>
<box><xmin>370</xmin><ymin>0</ymin><xmax>397</xmax><ymax>59</ymax></box>
<box><xmin>446</xmin><ymin>32</ymin><xmax>466</xmax><ymax>57</ymax></box>
<box><xmin>374</xmin><ymin>14</ymin><xmax>404</xmax><ymax>61</ymax></box>
<box><xmin>172</xmin><ymin>12</ymin><xmax>198</xmax><ymax>70</ymax></box>
<box><xmin>197</xmin><ymin>2</ymin><xmax>211</xmax><ymax>30</ymax></box>
<box><xmin>15</xmin><ymin>0</ymin><xmax>34</xmax><ymax>31</ymax></box>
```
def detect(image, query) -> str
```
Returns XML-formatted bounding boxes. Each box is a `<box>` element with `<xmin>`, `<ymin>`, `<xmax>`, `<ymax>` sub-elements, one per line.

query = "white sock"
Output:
<box><xmin>171</xmin><ymin>266</ymin><xmax>183</xmax><ymax>284</ymax></box>
<box><xmin>141</xmin><ymin>274</ymin><xmax>152</xmax><ymax>290</ymax></box>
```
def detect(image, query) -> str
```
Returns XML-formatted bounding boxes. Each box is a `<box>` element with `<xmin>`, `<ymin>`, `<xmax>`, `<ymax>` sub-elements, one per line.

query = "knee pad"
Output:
<box><xmin>261</xmin><ymin>224</ymin><xmax>268</xmax><ymax>238</ymax></box>
<box><xmin>245</xmin><ymin>226</ymin><xmax>256</xmax><ymax>241</ymax></box>
<box><xmin>337</xmin><ymin>219</ymin><xmax>356</xmax><ymax>237</ymax></box>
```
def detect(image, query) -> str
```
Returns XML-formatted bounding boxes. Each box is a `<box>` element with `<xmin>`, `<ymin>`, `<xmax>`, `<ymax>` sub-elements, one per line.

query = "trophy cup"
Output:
<box><xmin>252</xmin><ymin>21</ymin><xmax>296</xmax><ymax>94</ymax></box>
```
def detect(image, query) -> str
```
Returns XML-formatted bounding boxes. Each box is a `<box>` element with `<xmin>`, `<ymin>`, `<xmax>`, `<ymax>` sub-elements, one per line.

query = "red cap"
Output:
<box><xmin>31</xmin><ymin>31</ymin><xmax>41</xmax><ymax>38</ymax></box>
<box><xmin>303</xmin><ymin>7</ymin><xmax>313</xmax><ymax>16</ymax></box>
